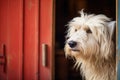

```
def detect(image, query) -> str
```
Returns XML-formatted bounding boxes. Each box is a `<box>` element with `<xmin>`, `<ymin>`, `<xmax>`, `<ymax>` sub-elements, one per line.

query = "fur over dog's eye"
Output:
<box><xmin>86</xmin><ymin>29</ymin><xmax>92</xmax><ymax>33</ymax></box>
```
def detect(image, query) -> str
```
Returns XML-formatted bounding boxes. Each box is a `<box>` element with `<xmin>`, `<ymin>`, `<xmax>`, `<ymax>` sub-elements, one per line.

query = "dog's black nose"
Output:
<box><xmin>68</xmin><ymin>41</ymin><xmax>77</xmax><ymax>48</ymax></box>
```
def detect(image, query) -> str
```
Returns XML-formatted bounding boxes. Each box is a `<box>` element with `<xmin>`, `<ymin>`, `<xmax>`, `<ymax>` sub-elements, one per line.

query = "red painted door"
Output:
<box><xmin>23</xmin><ymin>0</ymin><xmax>54</xmax><ymax>80</ymax></box>
<box><xmin>0</xmin><ymin>0</ymin><xmax>54</xmax><ymax>80</ymax></box>
<box><xmin>0</xmin><ymin>0</ymin><xmax>23</xmax><ymax>80</ymax></box>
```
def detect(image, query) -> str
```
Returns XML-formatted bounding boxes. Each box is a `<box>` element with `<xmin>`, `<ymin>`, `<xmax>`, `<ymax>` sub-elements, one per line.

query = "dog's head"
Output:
<box><xmin>64</xmin><ymin>10</ymin><xmax>115</xmax><ymax>61</ymax></box>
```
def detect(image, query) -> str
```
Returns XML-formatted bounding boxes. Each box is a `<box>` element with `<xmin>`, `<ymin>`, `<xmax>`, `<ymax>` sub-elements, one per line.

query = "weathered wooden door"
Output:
<box><xmin>24</xmin><ymin>0</ymin><xmax>54</xmax><ymax>80</ymax></box>
<box><xmin>0</xmin><ymin>0</ymin><xmax>54</xmax><ymax>80</ymax></box>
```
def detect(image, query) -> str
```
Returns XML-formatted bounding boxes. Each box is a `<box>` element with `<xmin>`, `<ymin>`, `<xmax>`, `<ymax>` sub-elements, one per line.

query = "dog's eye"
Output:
<box><xmin>86</xmin><ymin>29</ymin><xmax>92</xmax><ymax>33</ymax></box>
<box><xmin>75</xmin><ymin>29</ymin><xmax>77</xmax><ymax>32</ymax></box>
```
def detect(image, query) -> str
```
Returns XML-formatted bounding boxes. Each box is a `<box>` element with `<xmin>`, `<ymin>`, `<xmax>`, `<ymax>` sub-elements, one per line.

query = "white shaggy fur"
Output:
<box><xmin>64</xmin><ymin>10</ymin><xmax>116</xmax><ymax>80</ymax></box>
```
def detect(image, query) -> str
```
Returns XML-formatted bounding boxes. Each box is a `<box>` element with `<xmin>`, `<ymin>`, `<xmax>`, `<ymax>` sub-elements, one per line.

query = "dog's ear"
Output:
<box><xmin>107</xmin><ymin>21</ymin><xmax>116</xmax><ymax>39</ymax></box>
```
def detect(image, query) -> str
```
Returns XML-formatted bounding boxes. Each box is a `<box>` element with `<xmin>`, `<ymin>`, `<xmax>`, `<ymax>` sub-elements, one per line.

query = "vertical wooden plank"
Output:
<box><xmin>0</xmin><ymin>1</ymin><xmax>8</xmax><ymax>80</ymax></box>
<box><xmin>23</xmin><ymin>0</ymin><xmax>39</xmax><ymax>80</ymax></box>
<box><xmin>39</xmin><ymin>0</ymin><xmax>54</xmax><ymax>80</ymax></box>
<box><xmin>0</xmin><ymin>0</ymin><xmax>23</xmax><ymax>80</ymax></box>
<box><xmin>7</xmin><ymin>0</ymin><xmax>23</xmax><ymax>80</ymax></box>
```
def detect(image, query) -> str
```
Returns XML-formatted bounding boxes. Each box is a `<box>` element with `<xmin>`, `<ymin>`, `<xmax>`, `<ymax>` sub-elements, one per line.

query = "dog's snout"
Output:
<box><xmin>68</xmin><ymin>41</ymin><xmax>77</xmax><ymax>48</ymax></box>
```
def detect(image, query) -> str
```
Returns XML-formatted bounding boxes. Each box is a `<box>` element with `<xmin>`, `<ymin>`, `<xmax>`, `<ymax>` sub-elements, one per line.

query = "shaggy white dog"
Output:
<box><xmin>64</xmin><ymin>10</ymin><xmax>116</xmax><ymax>80</ymax></box>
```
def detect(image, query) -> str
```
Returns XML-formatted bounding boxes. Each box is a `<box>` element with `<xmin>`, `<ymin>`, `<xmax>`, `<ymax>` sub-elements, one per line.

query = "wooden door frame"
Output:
<box><xmin>52</xmin><ymin>0</ymin><xmax>55</xmax><ymax>79</ymax></box>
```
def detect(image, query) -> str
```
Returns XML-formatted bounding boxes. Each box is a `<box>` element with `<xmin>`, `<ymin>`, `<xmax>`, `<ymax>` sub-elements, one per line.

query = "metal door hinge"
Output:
<box><xmin>0</xmin><ymin>44</ymin><xmax>7</xmax><ymax>73</ymax></box>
